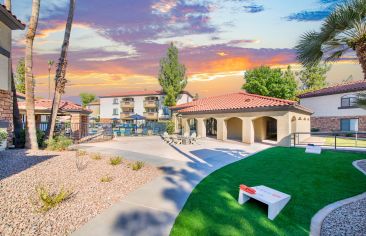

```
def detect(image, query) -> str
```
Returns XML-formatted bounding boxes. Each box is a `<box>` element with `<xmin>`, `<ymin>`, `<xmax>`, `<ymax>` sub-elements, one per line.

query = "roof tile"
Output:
<box><xmin>298</xmin><ymin>80</ymin><xmax>366</xmax><ymax>98</ymax></box>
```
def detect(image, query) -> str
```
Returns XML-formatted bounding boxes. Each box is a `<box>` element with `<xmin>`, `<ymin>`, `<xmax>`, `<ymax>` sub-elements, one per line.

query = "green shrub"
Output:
<box><xmin>18</xmin><ymin>129</ymin><xmax>46</xmax><ymax>148</ymax></box>
<box><xmin>46</xmin><ymin>135</ymin><xmax>73</xmax><ymax>151</ymax></box>
<box><xmin>166</xmin><ymin>120</ymin><xmax>175</xmax><ymax>135</ymax></box>
<box><xmin>109</xmin><ymin>156</ymin><xmax>123</xmax><ymax>165</ymax></box>
<box><xmin>91</xmin><ymin>153</ymin><xmax>102</xmax><ymax>160</ymax></box>
<box><xmin>0</xmin><ymin>130</ymin><xmax>8</xmax><ymax>142</ymax></box>
<box><xmin>34</xmin><ymin>185</ymin><xmax>73</xmax><ymax>212</ymax></box>
<box><xmin>130</xmin><ymin>161</ymin><xmax>145</xmax><ymax>171</ymax></box>
<box><xmin>100</xmin><ymin>176</ymin><xmax>113</xmax><ymax>183</ymax></box>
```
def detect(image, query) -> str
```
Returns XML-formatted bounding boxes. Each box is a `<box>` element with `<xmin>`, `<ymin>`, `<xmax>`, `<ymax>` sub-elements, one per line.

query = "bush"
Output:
<box><xmin>76</xmin><ymin>150</ymin><xmax>87</xmax><ymax>157</ymax></box>
<box><xmin>33</xmin><ymin>185</ymin><xmax>73</xmax><ymax>212</ymax></box>
<box><xmin>91</xmin><ymin>153</ymin><xmax>102</xmax><ymax>160</ymax></box>
<box><xmin>18</xmin><ymin>129</ymin><xmax>46</xmax><ymax>148</ymax></box>
<box><xmin>110</xmin><ymin>156</ymin><xmax>123</xmax><ymax>165</ymax></box>
<box><xmin>311</xmin><ymin>128</ymin><xmax>320</xmax><ymax>132</ymax></box>
<box><xmin>130</xmin><ymin>161</ymin><xmax>145</xmax><ymax>171</ymax></box>
<box><xmin>46</xmin><ymin>135</ymin><xmax>73</xmax><ymax>151</ymax></box>
<box><xmin>166</xmin><ymin>120</ymin><xmax>175</xmax><ymax>135</ymax></box>
<box><xmin>100</xmin><ymin>176</ymin><xmax>113</xmax><ymax>183</ymax></box>
<box><xmin>0</xmin><ymin>130</ymin><xmax>8</xmax><ymax>142</ymax></box>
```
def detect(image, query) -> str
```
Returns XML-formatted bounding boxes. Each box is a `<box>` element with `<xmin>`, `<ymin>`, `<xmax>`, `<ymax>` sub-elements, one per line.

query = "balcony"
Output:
<box><xmin>120</xmin><ymin>112</ymin><xmax>134</xmax><ymax>119</ymax></box>
<box><xmin>143</xmin><ymin>112</ymin><xmax>158</xmax><ymax>120</ymax></box>
<box><xmin>121</xmin><ymin>101</ymin><xmax>134</xmax><ymax>108</ymax></box>
<box><xmin>144</xmin><ymin>100</ymin><xmax>158</xmax><ymax>108</ymax></box>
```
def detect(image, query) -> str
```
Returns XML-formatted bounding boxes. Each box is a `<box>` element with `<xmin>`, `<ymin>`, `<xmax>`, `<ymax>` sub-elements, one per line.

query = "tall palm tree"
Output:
<box><xmin>295</xmin><ymin>0</ymin><xmax>366</xmax><ymax>79</ymax></box>
<box><xmin>47</xmin><ymin>60</ymin><xmax>54</xmax><ymax>99</ymax></box>
<box><xmin>47</xmin><ymin>0</ymin><xmax>75</xmax><ymax>140</ymax></box>
<box><xmin>24</xmin><ymin>0</ymin><xmax>41</xmax><ymax>149</ymax></box>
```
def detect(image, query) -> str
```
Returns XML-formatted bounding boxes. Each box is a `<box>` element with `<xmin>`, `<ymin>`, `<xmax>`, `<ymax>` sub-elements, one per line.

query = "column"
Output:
<box><xmin>70</xmin><ymin>114</ymin><xmax>82</xmax><ymax>140</ymax></box>
<box><xmin>196</xmin><ymin>118</ymin><xmax>206</xmax><ymax>138</ymax></box>
<box><xmin>276</xmin><ymin>115</ymin><xmax>291</xmax><ymax>147</ymax></box>
<box><xmin>217</xmin><ymin>118</ymin><xmax>227</xmax><ymax>141</ymax></box>
<box><xmin>242</xmin><ymin>117</ymin><xmax>254</xmax><ymax>144</ymax></box>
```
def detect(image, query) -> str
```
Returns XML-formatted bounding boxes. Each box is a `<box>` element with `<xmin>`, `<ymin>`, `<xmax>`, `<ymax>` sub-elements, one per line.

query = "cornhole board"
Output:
<box><xmin>305</xmin><ymin>144</ymin><xmax>322</xmax><ymax>154</ymax></box>
<box><xmin>238</xmin><ymin>185</ymin><xmax>291</xmax><ymax>220</ymax></box>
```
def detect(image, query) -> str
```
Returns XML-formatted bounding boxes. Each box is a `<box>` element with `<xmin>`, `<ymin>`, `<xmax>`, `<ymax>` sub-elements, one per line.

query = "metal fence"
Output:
<box><xmin>292</xmin><ymin>131</ymin><xmax>366</xmax><ymax>149</ymax></box>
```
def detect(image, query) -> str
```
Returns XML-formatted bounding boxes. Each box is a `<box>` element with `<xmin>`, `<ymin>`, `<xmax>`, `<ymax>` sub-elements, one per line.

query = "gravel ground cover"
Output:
<box><xmin>321</xmin><ymin>198</ymin><xmax>366</xmax><ymax>236</ymax></box>
<box><xmin>0</xmin><ymin>149</ymin><xmax>161</xmax><ymax>236</ymax></box>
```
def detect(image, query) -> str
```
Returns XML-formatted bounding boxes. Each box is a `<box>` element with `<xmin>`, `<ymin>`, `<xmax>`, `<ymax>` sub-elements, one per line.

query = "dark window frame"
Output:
<box><xmin>340</xmin><ymin>118</ymin><xmax>359</xmax><ymax>132</ymax></box>
<box><xmin>340</xmin><ymin>96</ymin><xmax>358</xmax><ymax>108</ymax></box>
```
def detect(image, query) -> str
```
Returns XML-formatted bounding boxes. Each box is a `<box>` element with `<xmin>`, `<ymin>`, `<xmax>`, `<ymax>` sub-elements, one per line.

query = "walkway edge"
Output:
<box><xmin>310</xmin><ymin>192</ymin><xmax>366</xmax><ymax>236</ymax></box>
<box><xmin>353</xmin><ymin>159</ymin><xmax>366</xmax><ymax>175</ymax></box>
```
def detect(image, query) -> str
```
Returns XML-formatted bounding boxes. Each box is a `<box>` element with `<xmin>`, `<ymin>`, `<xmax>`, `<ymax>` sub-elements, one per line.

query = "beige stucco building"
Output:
<box><xmin>172</xmin><ymin>92</ymin><xmax>312</xmax><ymax>146</ymax></box>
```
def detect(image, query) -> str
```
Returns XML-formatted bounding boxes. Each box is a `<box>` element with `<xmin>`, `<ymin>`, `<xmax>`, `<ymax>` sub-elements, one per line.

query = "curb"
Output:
<box><xmin>353</xmin><ymin>159</ymin><xmax>366</xmax><ymax>175</ymax></box>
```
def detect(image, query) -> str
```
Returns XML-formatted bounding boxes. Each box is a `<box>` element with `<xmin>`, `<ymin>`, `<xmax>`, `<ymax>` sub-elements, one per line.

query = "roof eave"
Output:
<box><xmin>0</xmin><ymin>7</ymin><xmax>25</xmax><ymax>30</ymax></box>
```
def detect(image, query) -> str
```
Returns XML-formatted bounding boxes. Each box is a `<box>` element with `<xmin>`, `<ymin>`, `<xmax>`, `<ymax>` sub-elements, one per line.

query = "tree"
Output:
<box><xmin>242</xmin><ymin>66</ymin><xmax>298</xmax><ymax>100</ymax></box>
<box><xmin>297</xmin><ymin>63</ymin><xmax>330</xmax><ymax>90</ymax></box>
<box><xmin>295</xmin><ymin>0</ymin><xmax>366</xmax><ymax>79</ymax></box>
<box><xmin>357</xmin><ymin>93</ymin><xmax>366</xmax><ymax>109</ymax></box>
<box><xmin>24</xmin><ymin>0</ymin><xmax>41</xmax><ymax>149</ymax></box>
<box><xmin>15</xmin><ymin>58</ymin><xmax>25</xmax><ymax>94</ymax></box>
<box><xmin>47</xmin><ymin>0</ymin><xmax>76</xmax><ymax>140</ymax></box>
<box><xmin>79</xmin><ymin>93</ymin><xmax>96</xmax><ymax>107</ymax></box>
<box><xmin>158</xmin><ymin>43</ymin><xmax>187</xmax><ymax>106</ymax></box>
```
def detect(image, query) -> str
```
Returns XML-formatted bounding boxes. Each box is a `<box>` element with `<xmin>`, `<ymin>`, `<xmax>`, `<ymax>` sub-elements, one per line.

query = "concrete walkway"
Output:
<box><xmin>72</xmin><ymin>137</ymin><xmax>269</xmax><ymax>236</ymax></box>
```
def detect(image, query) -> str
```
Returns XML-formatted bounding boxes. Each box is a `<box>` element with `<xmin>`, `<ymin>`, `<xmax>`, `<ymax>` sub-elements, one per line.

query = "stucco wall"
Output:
<box><xmin>300</xmin><ymin>92</ymin><xmax>365</xmax><ymax>117</ymax></box>
<box><xmin>226</xmin><ymin>117</ymin><xmax>242</xmax><ymax>140</ymax></box>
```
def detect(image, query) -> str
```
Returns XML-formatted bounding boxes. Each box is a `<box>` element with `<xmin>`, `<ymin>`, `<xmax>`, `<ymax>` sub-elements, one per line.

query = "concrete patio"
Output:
<box><xmin>72</xmin><ymin>136</ymin><xmax>269</xmax><ymax>236</ymax></box>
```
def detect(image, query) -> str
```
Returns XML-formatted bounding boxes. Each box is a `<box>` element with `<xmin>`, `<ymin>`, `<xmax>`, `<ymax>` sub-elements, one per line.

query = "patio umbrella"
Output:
<box><xmin>128</xmin><ymin>114</ymin><xmax>146</xmax><ymax>133</ymax></box>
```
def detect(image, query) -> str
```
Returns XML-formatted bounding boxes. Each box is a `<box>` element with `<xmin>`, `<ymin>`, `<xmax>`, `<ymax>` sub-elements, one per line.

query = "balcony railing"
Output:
<box><xmin>120</xmin><ymin>112</ymin><xmax>134</xmax><ymax>119</ymax></box>
<box><xmin>144</xmin><ymin>100</ymin><xmax>158</xmax><ymax>108</ymax></box>
<box><xmin>121</xmin><ymin>101</ymin><xmax>134</xmax><ymax>108</ymax></box>
<box><xmin>143</xmin><ymin>112</ymin><xmax>158</xmax><ymax>120</ymax></box>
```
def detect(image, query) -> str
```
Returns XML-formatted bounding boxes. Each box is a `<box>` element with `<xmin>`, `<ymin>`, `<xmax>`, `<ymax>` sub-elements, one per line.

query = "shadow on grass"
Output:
<box><xmin>0</xmin><ymin>149</ymin><xmax>57</xmax><ymax>180</ymax></box>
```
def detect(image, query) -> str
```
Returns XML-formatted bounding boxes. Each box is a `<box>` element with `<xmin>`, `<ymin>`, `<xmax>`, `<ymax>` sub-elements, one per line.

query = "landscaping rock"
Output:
<box><xmin>0</xmin><ymin>149</ymin><xmax>160</xmax><ymax>236</ymax></box>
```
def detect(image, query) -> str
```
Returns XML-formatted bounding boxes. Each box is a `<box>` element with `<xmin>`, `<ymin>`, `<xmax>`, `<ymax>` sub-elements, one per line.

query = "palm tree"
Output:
<box><xmin>47</xmin><ymin>0</ymin><xmax>75</xmax><ymax>140</ymax></box>
<box><xmin>295</xmin><ymin>0</ymin><xmax>366</xmax><ymax>79</ymax></box>
<box><xmin>24</xmin><ymin>0</ymin><xmax>41</xmax><ymax>149</ymax></box>
<box><xmin>47</xmin><ymin>60</ymin><xmax>54</xmax><ymax>99</ymax></box>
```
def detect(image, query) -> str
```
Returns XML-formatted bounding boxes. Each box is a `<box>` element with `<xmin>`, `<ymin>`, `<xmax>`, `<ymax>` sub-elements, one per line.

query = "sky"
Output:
<box><xmin>10</xmin><ymin>0</ymin><xmax>363</xmax><ymax>102</ymax></box>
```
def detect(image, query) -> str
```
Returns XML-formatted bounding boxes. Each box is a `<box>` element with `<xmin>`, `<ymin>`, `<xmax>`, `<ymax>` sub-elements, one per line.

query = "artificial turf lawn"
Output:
<box><xmin>170</xmin><ymin>147</ymin><xmax>366</xmax><ymax>236</ymax></box>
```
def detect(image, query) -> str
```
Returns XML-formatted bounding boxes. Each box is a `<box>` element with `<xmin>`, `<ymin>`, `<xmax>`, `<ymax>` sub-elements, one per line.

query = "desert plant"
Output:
<box><xmin>76</xmin><ymin>150</ymin><xmax>87</xmax><ymax>157</ymax></box>
<box><xmin>75</xmin><ymin>156</ymin><xmax>88</xmax><ymax>171</ymax></box>
<box><xmin>100</xmin><ymin>176</ymin><xmax>113</xmax><ymax>183</ymax></box>
<box><xmin>33</xmin><ymin>185</ymin><xmax>73</xmax><ymax>212</ymax></box>
<box><xmin>166</xmin><ymin>120</ymin><xmax>175</xmax><ymax>135</ymax></box>
<box><xmin>45</xmin><ymin>135</ymin><xmax>73</xmax><ymax>151</ymax></box>
<box><xmin>91</xmin><ymin>153</ymin><xmax>102</xmax><ymax>160</ymax></box>
<box><xmin>109</xmin><ymin>156</ymin><xmax>123</xmax><ymax>165</ymax></box>
<box><xmin>130</xmin><ymin>161</ymin><xmax>145</xmax><ymax>171</ymax></box>
<box><xmin>0</xmin><ymin>130</ymin><xmax>8</xmax><ymax>142</ymax></box>
<box><xmin>19</xmin><ymin>129</ymin><xmax>46</xmax><ymax>148</ymax></box>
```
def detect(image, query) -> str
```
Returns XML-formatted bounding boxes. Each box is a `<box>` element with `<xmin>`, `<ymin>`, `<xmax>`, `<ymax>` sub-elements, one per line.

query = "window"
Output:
<box><xmin>113</xmin><ymin>108</ymin><xmax>119</xmax><ymax>115</ymax></box>
<box><xmin>340</xmin><ymin>95</ymin><xmax>358</xmax><ymax>108</ymax></box>
<box><xmin>340</xmin><ymin>119</ymin><xmax>358</xmax><ymax>132</ymax></box>
<box><xmin>113</xmin><ymin>98</ymin><xmax>119</xmax><ymax>104</ymax></box>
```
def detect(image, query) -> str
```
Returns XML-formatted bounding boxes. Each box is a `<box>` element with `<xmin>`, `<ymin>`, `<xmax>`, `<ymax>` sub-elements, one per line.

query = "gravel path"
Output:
<box><xmin>320</xmin><ymin>197</ymin><xmax>366</xmax><ymax>236</ymax></box>
<box><xmin>0</xmin><ymin>149</ymin><xmax>161</xmax><ymax>236</ymax></box>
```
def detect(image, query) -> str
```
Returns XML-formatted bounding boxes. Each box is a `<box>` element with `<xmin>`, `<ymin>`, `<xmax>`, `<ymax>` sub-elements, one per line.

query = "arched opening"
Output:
<box><xmin>187</xmin><ymin>118</ymin><xmax>197</xmax><ymax>135</ymax></box>
<box><xmin>226</xmin><ymin>117</ymin><xmax>242</xmax><ymax>141</ymax></box>
<box><xmin>205</xmin><ymin>118</ymin><xmax>217</xmax><ymax>137</ymax></box>
<box><xmin>252</xmin><ymin>116</ymin><xmax>277</xmax><ymax>142</ymax></box>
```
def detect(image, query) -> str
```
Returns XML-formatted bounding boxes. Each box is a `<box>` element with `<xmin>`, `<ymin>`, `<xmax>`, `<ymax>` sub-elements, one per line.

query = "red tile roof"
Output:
<box><xmin>100</xmin><ymin>90</ymin><xmax>193</xmax><ymax>98</ymax></box>
<box><xmin>18</xmin><ymin>99</ymin><xmax>91</xmax><ymax>114</ymax></box>
<box><xmin>298</xmin><ymin>80</ymin><xmax>366</xmax><ymax>98</ymax></box>
<box><xmin>0</xmin><ymin>4</ymin><xmax>25</xmax><ymax>29</ymax></box>
<box><xmin>172</xmin><ymin>92</ymin><xmax>311</xmax><ymax>114</ymax></box>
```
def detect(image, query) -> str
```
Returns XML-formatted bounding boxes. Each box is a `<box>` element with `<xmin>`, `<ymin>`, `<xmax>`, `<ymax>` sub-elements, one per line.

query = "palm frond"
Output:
<box><xmin>295</xmin><ymin>31</ymin><xmax>324</xmax><ymax>66</ymax></box>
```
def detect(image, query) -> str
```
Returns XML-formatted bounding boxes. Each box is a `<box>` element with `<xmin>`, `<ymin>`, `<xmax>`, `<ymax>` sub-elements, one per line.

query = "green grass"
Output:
<box><xmin>325</xmin><ymin>137</ymin><xmax>366</xmax><ymax>147</ymax></box>
<box><xmin>170</xmin><ymin>147</ymin><xmax>366</xmax><ymax>236</ymax></box>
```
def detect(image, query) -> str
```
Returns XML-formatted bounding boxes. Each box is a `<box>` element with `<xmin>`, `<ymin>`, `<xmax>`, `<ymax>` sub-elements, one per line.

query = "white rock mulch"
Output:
<box><xmin>0</xmin><ymin>149</ymin><xmax>161</xmax><ymax>236</ymax></box>
<box><xmin>320</xmin><ymin>198</ymin><xmax>366</xmax><ymax>236</ymax></box>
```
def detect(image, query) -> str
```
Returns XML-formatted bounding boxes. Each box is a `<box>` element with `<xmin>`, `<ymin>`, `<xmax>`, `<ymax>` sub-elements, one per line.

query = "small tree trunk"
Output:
<box><xmin>46</xmin><ymin>0</ymin><xmax>75</xmax><ymax>140</ymax></box>
<box><xmin>355</xmin><ymin>42</ymin><xmax>366</xmax><ymax>80</ymax></box>
<box><xmin>11</xmin><ymin>70</ymin><xmax>23</xmax><ymax>147</ymax></box>
<box><xmin>24</xmin><ymin>0</ymin><xmax>41</xmax><ymax>149</ymax></box>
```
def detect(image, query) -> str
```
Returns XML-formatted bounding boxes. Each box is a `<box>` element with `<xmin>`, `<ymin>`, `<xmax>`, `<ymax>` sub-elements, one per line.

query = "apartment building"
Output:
<box><xmin>299</xmin><ymin>80</ymin><xmax>366</xmax><ymax>132</ymax></box>
<box><xmin>99</xmin><ymin>90</ymin><xmax>193</xmax><ymax>122</ymax></box>
<box><xmin>0</xmin><ymin>4</ymin><xmax>25</xmax><ymax>145</ymax></box>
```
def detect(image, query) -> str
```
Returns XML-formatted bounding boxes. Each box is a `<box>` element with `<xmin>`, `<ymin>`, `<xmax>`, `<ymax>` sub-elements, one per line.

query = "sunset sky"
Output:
<box><xmin>10</xmin><ymin>0</ymin><xmax>363</xmax><ymax>102</ymax></box>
